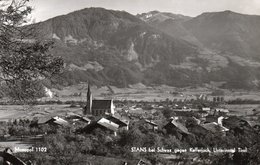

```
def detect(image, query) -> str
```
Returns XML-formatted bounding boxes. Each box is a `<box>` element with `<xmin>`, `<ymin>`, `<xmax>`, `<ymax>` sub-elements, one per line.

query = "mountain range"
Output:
<box><xmin>34</xmin><ymin>8</ymin><xmax>260</xmax><ymax>89</ymax></box>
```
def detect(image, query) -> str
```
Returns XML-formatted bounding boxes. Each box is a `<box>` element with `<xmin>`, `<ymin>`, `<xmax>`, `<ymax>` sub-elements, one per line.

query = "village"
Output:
<box><xmin>0</xmin><ymin>85</ymin><xmax>260</xmax><ymax>164</ymax></box>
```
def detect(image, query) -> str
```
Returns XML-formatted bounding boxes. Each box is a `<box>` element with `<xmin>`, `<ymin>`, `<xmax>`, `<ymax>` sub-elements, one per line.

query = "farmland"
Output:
<box><xmin>0</xmin><ymin>105</ymin><xmax>82</xmax><ymax>122</ymax></box>
<box><xmin>1</xmin><ymin>84</ymin><xmax>260</xmax><ymax>122</ymax></box>
<box><xmin>40</xmin><ymin>83</ymin><xmax>260</xmax><ymax>102</ymax></box>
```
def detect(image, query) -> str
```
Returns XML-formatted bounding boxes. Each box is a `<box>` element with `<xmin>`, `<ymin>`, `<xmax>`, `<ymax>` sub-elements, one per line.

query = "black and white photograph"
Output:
<box><xmin>0</xmin><ymin>0</ymin><xmax>260</xmax><ymax>164</ymax></box>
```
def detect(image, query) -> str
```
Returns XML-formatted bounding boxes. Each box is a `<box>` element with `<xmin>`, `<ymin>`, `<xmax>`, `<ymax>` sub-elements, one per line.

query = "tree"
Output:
<box><xmin>162</xmin><ymin>108</ymin><xmax>176</xmax><ymax>119</ymax></box>
<box><xmin>0</xmin><ymin>0</ymin><xmax>64</xmax><ymax>103</ymax></box>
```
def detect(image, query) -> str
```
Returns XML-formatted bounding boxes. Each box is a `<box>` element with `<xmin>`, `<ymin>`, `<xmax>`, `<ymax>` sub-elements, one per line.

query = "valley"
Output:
<box><xmin>1</xmin><ymin>3</ymin><xmax>260</xmax><ymax>164</ymax></box>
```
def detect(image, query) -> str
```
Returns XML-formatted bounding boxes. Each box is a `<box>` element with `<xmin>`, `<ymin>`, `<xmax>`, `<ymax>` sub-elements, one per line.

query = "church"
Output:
<box><xmin>83</xmin><ymin>85</ymin><xmax>115</xmax><ymax>116</ymax></box>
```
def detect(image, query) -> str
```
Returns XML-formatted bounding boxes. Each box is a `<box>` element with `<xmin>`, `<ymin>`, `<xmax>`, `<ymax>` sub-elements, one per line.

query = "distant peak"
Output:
<box><xmin>219</xmin><ymin>10</ymin><xmax>240</xmax><ymax>15</ymax></box>
<box><xmin>137</xmin><ymin>11</ymin><xmax>191</xmax><ymax>22</ymax></box>
<box><xmin>148</xmin><ymin>10</ymin><xmax>160</xmax><ymax>14</ymax></box>
<box><xmin>138</xmin><ymin>10</ymin><xmax>160</xmax><ymax>15</ymax></box>
<box><xmin>71</xmin><ymin>7</ymin><xmax>107</xmax><ymax>13</ymax></box>
<box><xmin>199</xmin><ymin>10</ymin><xmax>248</xmax><ymax>17</ymax></box>
<box><xmin>137</xmin><ymin>10</ymin><xmax>160</xmax><ymax>18</ymax></box>
<box><xmin>223</xmin><ymin>10</ymin><xmax>233</xmax><ymax>13</ymax></box>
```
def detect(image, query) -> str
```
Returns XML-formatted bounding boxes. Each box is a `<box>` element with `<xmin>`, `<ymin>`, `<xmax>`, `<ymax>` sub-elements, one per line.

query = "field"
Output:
<box><xmin>0</xmin><ymin>105</ymin><xmax>82</xmax><ymax>122</ymax></box>
<box><xmin>43</xmin><ymin>83</ymin><xmax>260</xmax><ymax>102</ymax></box>
<box><xmin>1</xmin><ymin>84</ymin><xmax>260</xmax><ymax>121</ymax></box>
<box><xmin>224</xmin><ymin>104</ymin><xmax>260</xmax><ymax>116</ymax></box>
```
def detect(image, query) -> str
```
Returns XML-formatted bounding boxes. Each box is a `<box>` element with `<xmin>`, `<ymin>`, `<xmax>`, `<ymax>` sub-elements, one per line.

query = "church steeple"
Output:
<box><xmin>84</xmin><ymin>84</ymin><xmax>92</xmax><ymax>115</ymax></box>
<box><xmin>87</xmin><ymin>84</ymin><xmax>91</xmax><ymax>100</ymax></box>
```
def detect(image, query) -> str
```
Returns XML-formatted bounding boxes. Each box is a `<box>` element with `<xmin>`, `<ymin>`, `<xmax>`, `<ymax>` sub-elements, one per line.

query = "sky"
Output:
<box><xmin>28</xmin><ymin>0</ymin><xmax>260</xmax><ymax>22</ymax></box>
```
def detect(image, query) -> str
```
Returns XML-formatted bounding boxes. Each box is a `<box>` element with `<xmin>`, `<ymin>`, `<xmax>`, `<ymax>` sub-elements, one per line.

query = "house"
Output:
<box><xmin>105</xmin><ymin>115</ymin><xmax>129</xmax><ymax>130</ymax></box>
<box><xmin>188</xmin><ymin>124</ymin><xmax>208</xmax><ymax>137</ymax></box>
<box><xmin>223</xmin><ymin>116</ymin><xmax>251</xmax><ymax>128</ymax></box>
<box><xmin>66</xmin><ymin>112</ymin><xmax>91</xmax><ymax>125</ymax></box>
<box><xmin>191</xmin><ymin>116</ymin><xmax>201</xmax><ymax>125</ymax></box>
<box><xmin>211</xmin><ymin>108</ymin><xmax>229</xmax><ymax>116</ymax></box>
<box><xmin>66</xmin><ymin>112</ymin><xmax>82</xmax><ymax>119</ymax></box>
<box><xmin>196</xmin><ymin>110</ymin><xmax>208</xmax><ymax>118</ymax></box>
<box><xmin>205</xmin><ymin>116</ymin><xmax>226</xmax><ymax>125</ymax></box>
<box><xmin>215</xmin><ymin>108</ymin><xmax>229</xmax><ymax>113</ymax></box>
<box><xmin>84</xmin><ymin>85</ymin><xmax>115</xmax><ymax>116</ymax></box>
<box><xmin>37</xmin><ymin>117</ymin><xmax>52</xmax><ymax>125</ymax></box>
<box><xmin>144</xmin><ymin>119</ymin><xmax>158</xmax><ymax>131</ymax></box>
<box><xmin>51</xmin><ymin>117</ymin><xmax>69</xmax><ymax>126</ymax></box>
<box><xmin>247</xmin><ymin>121</ymin><xmax>260</xmax><ymax>130</ymax></box>
<box><xmin>163</xmin><ymin>119</ymin><xmax>191</xmax><ymax>140</ymax></box>
<box><xmin>174</xmin><ymin>110</ymin><xmax>192</xmax><ymax>117</ymax></box>
<box><xmin>81</xmin><ymin>118</ymin><xmax>119</xmax><ymax>136</ymax></box>
<box><xmin>223</xmin><ymin>116</ymin><xmax>253</xmax><ymax>135</ymax></box>
<box><xmin>202</xmin><ymin>107</ymin><xmax>211</xmax><ymax>112</ymax></box>
<box><xmin>37</xmin><ymin>116</ymin><xmax>69</xmax><ymax>127</ymax></box>
<box><xmin>81</xmin><ymin>116</ymin><xmax>92</xmax><ymax>123</ymax></box>
<box><xmin>201</xmin><ymin>122</ymin><xmax>229</xmax><ymax>135</ymax></box>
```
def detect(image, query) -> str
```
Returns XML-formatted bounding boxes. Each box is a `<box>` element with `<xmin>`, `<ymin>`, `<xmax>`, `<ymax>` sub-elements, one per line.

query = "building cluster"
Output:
<box><xmin>26</xmin><ymin>85</ymin><xmax>260</xmax><ymax>164</ymax></box>
<box><xmin>34</xmin><ymin>85</ymin><xmax>260</xmax><ymax>140</ymax></box>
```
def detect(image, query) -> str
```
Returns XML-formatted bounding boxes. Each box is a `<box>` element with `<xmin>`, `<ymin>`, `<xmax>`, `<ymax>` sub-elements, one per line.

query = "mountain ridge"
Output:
<box><xmin>31</xmin><ymin>8</ymin><xmax>260</xmax><ymax>89</ymax></box>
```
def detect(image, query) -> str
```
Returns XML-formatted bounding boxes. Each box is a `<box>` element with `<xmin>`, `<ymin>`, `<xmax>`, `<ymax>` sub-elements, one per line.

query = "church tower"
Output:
<box><xmin>84</xmin><ymin>84</ymin><xmax>92</xmax><ymax>115</ymax></box>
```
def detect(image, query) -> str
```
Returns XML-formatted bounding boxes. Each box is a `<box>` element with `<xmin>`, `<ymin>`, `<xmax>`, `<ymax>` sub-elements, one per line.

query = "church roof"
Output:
<box><xmin>92</xmin><ymin>100</ymin><xmax>112</xmax><ymax>109</ymax></box>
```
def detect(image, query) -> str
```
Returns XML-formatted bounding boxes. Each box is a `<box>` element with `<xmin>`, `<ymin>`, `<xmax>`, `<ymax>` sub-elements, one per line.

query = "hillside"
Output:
<box><xmin>184</xmin><ymin>10</ymin><xmax>260</xmax><ymax>60</ymax></box>
<box><xmin>137</xmin><ymin>11</ymin><xmax>200</xmax><ymax>46</ymax></box>
<box><xmin>31</xmin><ymin>8</ymin><xmax>260</xmax><ymax>89</ymax></box>
<box><xmin>35</xmin><ymin>8</ymin><xmax>200</xmax><ymax>87</ymax></box>
<box><xmin>138</xmin><ymin>10</ymin><xmax>260</xmax><ymax>89</ymax></box>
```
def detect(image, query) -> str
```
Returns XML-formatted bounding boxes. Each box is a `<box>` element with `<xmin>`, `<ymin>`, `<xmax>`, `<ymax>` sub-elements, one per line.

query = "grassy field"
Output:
<box><xmin>1</xmin><ymin>84</ymin><xmax>260</xmax><ymax>121</ymax></box>
<box><xmin>47</xmin><ymin>84</ymin><xmax>260</xmax><ymax>102</ymax></box>
<box><xmin>0</xmin><ymin>104</ymin><xmax>82</xmax><ymax>121</ymax></box>
<box><xmin>224</xmin><ymin>104</ymin><xmax>260</xmax><ymax>116</ymax></box>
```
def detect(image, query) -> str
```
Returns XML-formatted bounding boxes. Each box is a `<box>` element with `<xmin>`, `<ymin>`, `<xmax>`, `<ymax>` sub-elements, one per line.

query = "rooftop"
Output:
<box><xmin>202</xmin><ymin>122</ymin><xmax>229</xmax><ymax>132</ymax></box>
<box><xmin>97</xmin><ymin>118</ymin><xmax>119</xmax><ymax>132</ymax></box>
<box><xmin>165</xmin><ymin>119</ymin><xmax>190</xmax><ymax>135</ymax></box>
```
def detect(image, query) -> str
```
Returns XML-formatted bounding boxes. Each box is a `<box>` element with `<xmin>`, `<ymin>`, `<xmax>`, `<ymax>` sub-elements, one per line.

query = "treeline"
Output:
<box><xmin>227</xmin><ymin>98</ymin><xmax>260</xmax><ymax>104</ymax></box>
